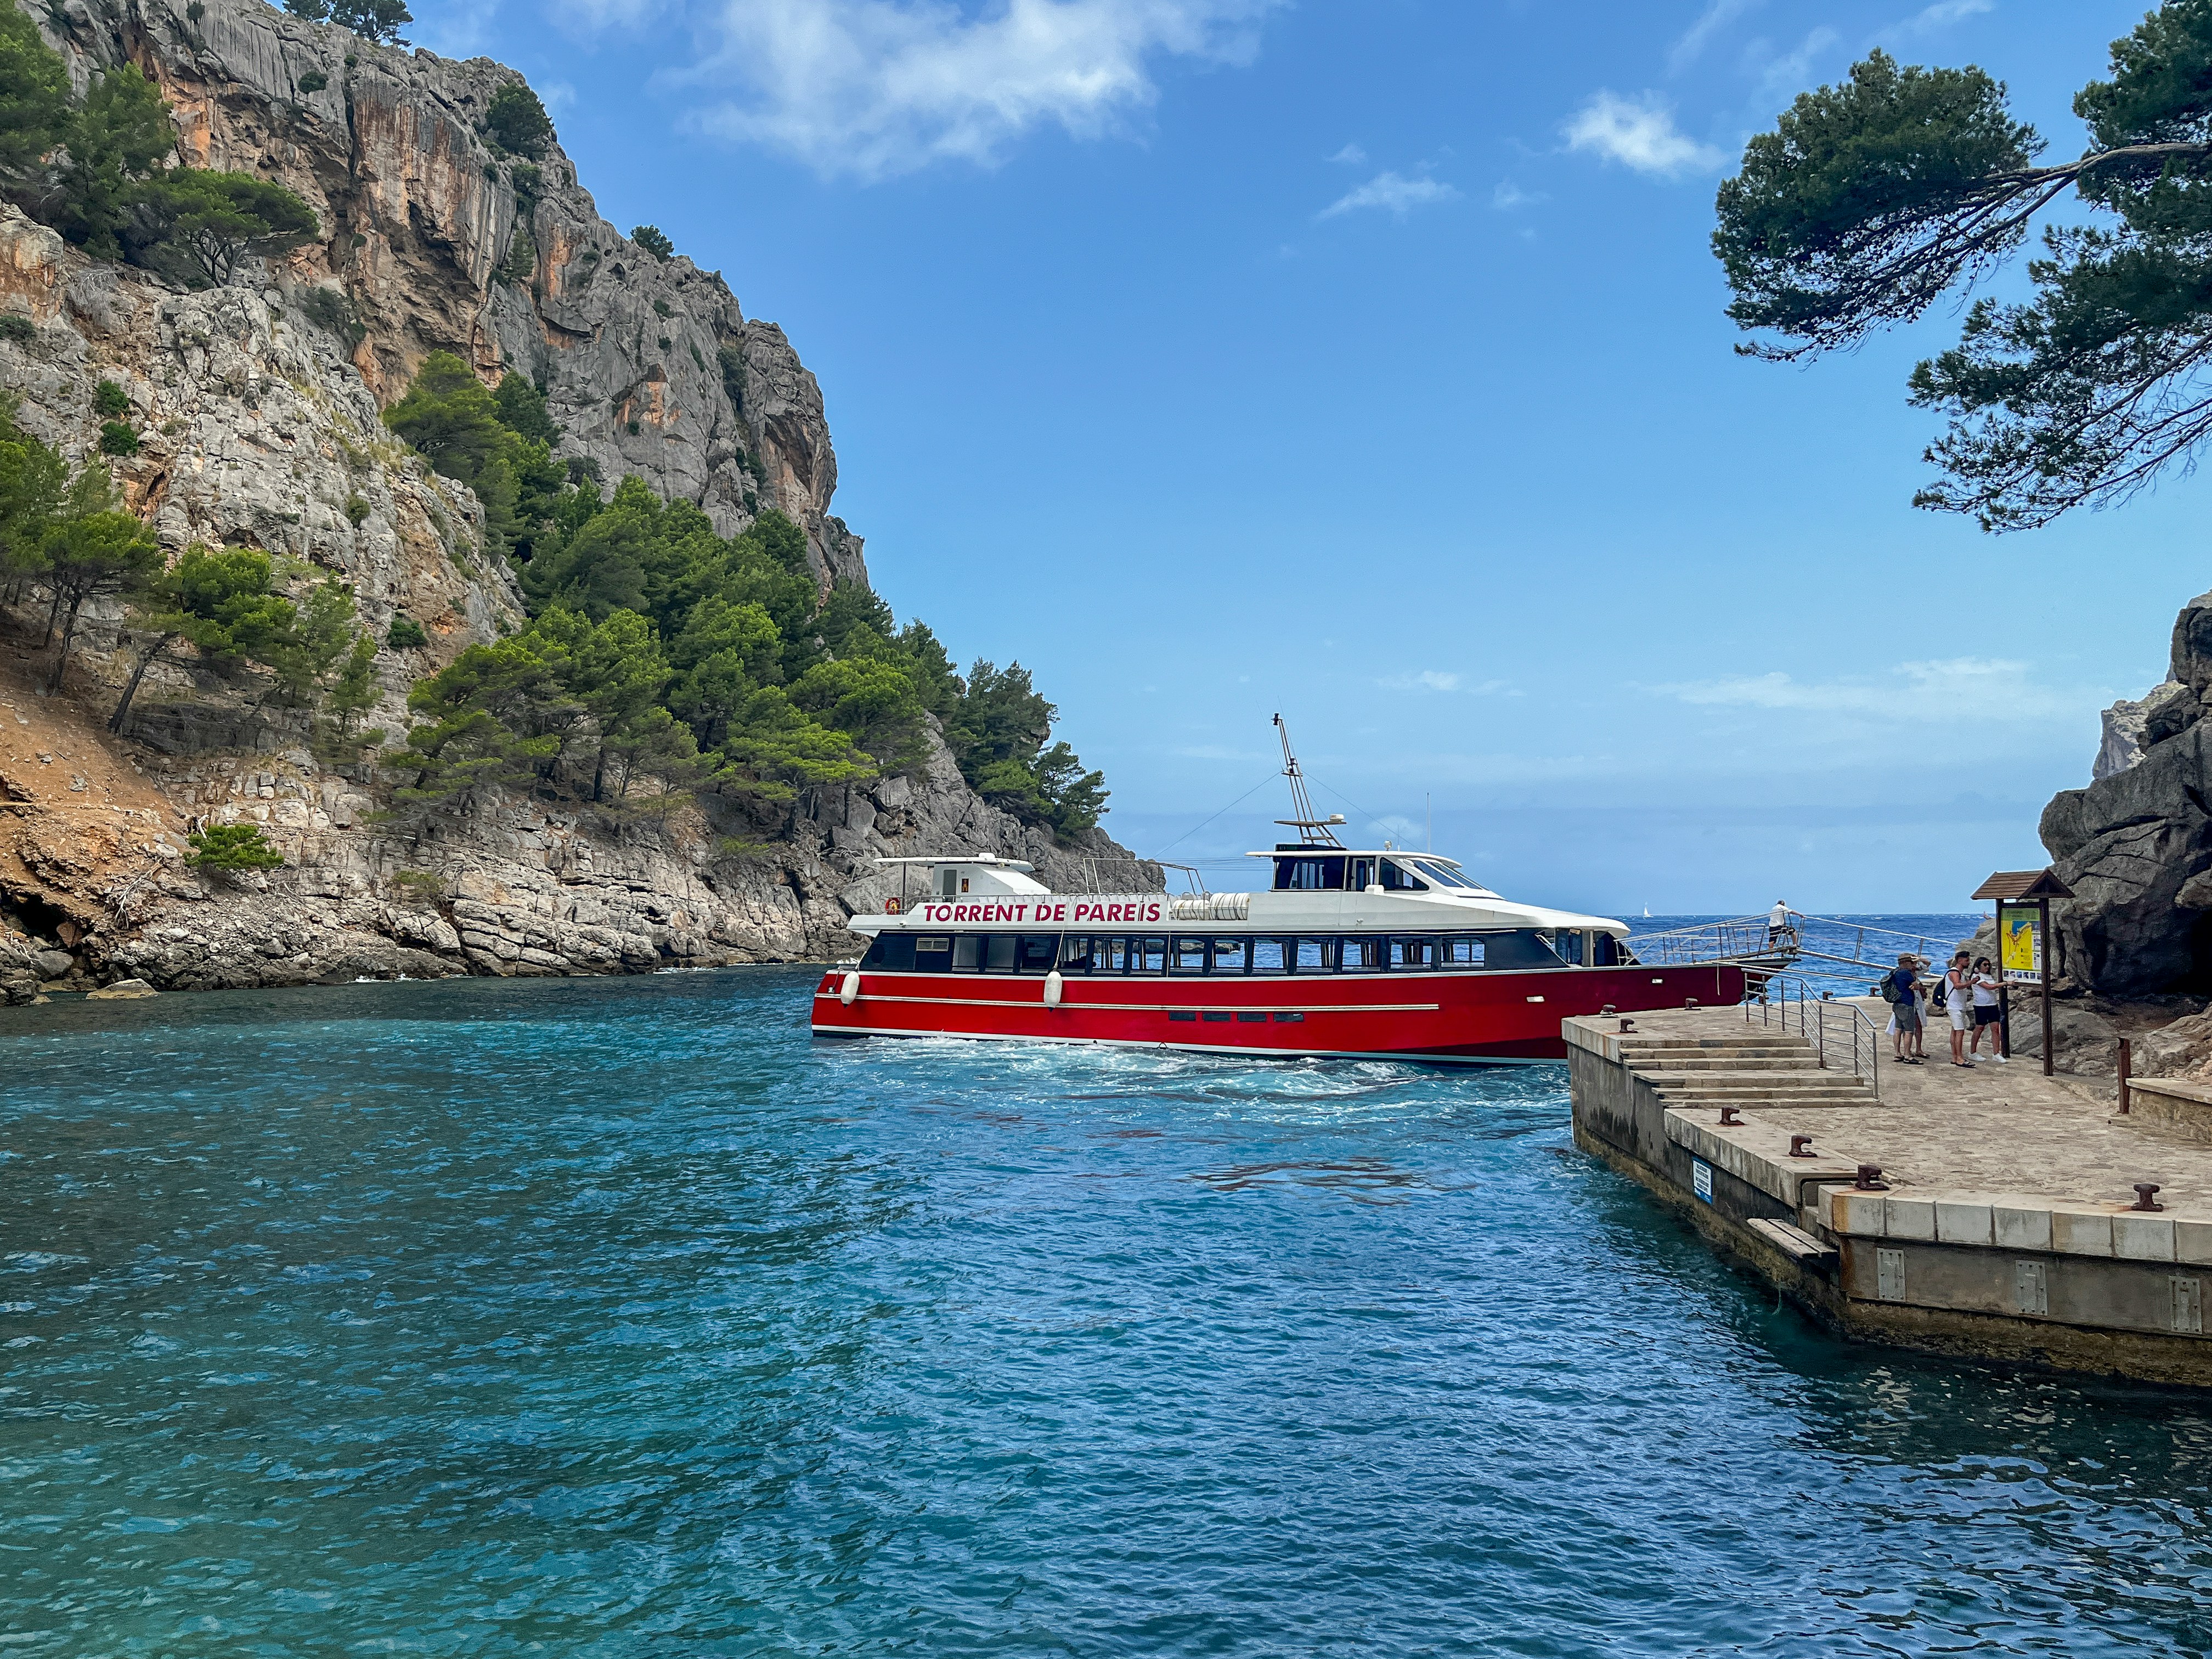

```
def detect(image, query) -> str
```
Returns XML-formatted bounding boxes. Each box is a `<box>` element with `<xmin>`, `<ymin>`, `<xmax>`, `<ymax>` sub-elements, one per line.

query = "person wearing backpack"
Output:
<box><xmin>1882</xmin><ymin>953</ymin><xmax>1925</xmax><ymax>1063</ymax></box>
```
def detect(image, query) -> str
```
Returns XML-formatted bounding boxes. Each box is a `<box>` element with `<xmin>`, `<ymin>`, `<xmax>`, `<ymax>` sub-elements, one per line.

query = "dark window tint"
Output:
<box><xmin>1593</xmin><ymin>933</ymin><xmax>1624</xmax><ymax>967</ymax></box>
<box><xmin>1133</xmin><ymin>937</ymin><xmax>1167</xmax><ymax>974</ymax></box>
<box><xmin>985</xmin><ymin>934</ymin><xmax>1019</xmax><ymax>972</ymax></box>
<box><xmin>1442</xmin><ymin>935</ymin><xmax>1485</xmax><ymax>968</ymax></box>
<box><xmin>1212</xmin><ymin>937</ymin><xmax>1250</xmax><ymax>974</ymax></box>
<box><xmin>1203</xmin><ymin>1011</ymin><xmax>1231</xmax><ymax>1022</ymax></box>
<box><xmin>1482</xmin><ymin>930</ymin><xmax>1566</xmax><ymax>969</ymax></box>
<box><xmin>1413</xmin><ymin>859</ymin><xmax>1474</xmax><ymax>889</ymax></box>
<box><xmin>1252</xmin><ymin>938</ymin><xmax>1289</xmax><ymax>974</ymax></box>
<box><xmin>1340</xmin><ymin>936</ymin><xmax>1381</xmax><ymax>972</ymax></box>
<box><xmin>863</xmin><ymin>934</ymin><xmax>917</xmax><ymax>970</ymax></box>
<box><xmin>1293</xmin><ymin>937</ymin><xmax>1332</xmax><ymax>973</ymax></box>
<box><xmin>1390</xmin><ymin>936</ymin><xmax>1440</xmax><ymax>971</ymax></box>
<box><xmin>1274</xmin><ymin>1011</ymin><xmax>1305</xmax><ymax>1023</ymax></box>
<box><xmin>1237</xmin><ymin>1011</ymin><xmax>1267</xmax><ymax>1023</ymax></box>
<box><xmin>952</xmin><ymin>935</ymin><xmax>982</xmax><ymax>971</ymax></box>
<box><xmin>1553</xmin><ymin>930</ymin><xmax>1584</xmax><ymax>967</ymax></box>
<box><xmin>1273</xmin><ymin>856</ymin><xmax>1346</xmax><ymax>891</ymax></box>
<box><xmin>1059</xmin><ymin>935</ymin><xmax>1098</xmax><ymax>973</ymax></box>
<box><xmin>1347</xmin><ymin>857</ymin><xmax>1377</xmax><ymax>891</ymax></box>
<box><xmin>1379</xmin><ymin>859</ymin><xmax>1427</xmax><ymax>893</ymax></box>
<box><xmin>1170</xmin><ymin>936</ymin><xmax>1209</xmax><ymax>974</ymax></box>
<box><xmin>1169</xmin><ymin>1010</ymin><xmax>1197</xmax><ymax>1022</ymax></box>
<box><xmin>914</xmin><ymin>935</ymin><xmax>953</xmax><ymax>971</ymax></box>
<box><xmin>1018</xmin><ymin>934</ymin><xmax>1060</xmax><ymax>973</ymax></box>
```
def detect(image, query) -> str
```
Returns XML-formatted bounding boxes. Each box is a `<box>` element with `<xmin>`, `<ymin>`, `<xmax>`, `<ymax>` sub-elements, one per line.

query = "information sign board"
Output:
<box><xmin>2000</xmin><ymin>904</ymin><xmax>2042</xmax><ymax>983</ymax></box>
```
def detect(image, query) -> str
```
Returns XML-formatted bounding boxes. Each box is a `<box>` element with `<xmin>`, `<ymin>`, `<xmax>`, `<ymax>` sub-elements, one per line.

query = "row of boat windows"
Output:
<box><xmin>1269</xmin><ymin>855</ymin><xmax>1493</xmax><ymax>894</ymax></box>
<box><xmin>859</xmin><ymin>929</ymin><xmax>1620</xmax><ymax>975</ymax></box>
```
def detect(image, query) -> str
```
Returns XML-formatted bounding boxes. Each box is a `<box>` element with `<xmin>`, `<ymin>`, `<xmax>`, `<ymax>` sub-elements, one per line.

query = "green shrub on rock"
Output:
<box><xmin>186</xmin><ymin>824</ymin><xmax>285</xmax><ymax>871</ymax></box>
<box><xmin>97</xmin><ymin>421</ymin><xmax>138</xmax><ymax>455</ymax></box>
<box><xmin>93</xmin><ymin>380</ymin><xmax>129</xmax><ymax>416</ymax></box>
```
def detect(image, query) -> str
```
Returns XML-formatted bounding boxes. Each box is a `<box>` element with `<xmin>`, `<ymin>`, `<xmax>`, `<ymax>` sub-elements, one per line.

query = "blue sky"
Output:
<box><xmin>411</xmin><ymin>0</ymin><xmax>2187</xmax><ymax>915</ymax></box>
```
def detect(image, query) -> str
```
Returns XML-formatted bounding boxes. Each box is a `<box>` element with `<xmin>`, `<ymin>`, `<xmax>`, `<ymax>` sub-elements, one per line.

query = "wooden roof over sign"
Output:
<box><xmin>1971</xmin><ymin>868</ymin><xmax>2075</xmax><ymax>901</ymax></box>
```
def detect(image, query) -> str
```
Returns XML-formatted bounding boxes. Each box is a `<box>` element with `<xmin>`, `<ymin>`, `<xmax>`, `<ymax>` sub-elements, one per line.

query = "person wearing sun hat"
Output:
<box><xmin>1883</xmin><ymin>951</ymin><xmax>1926</xmax><ymax>1064</ymax></box>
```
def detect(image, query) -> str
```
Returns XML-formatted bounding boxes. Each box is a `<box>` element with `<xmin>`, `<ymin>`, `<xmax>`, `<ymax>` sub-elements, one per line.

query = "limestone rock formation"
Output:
<box><xmin>2043</xmin><ymin>588</ymin><xmax>2212</xmax><ymax>997</ymax></box>
<box><xmin>2092</xmin><ymin>689</ymin><xmax>2162</xmax><ymax>781</ymax></box>
<box><xmin>0</xmin><ymin>0</ymin><xmax>1155</xmax><ymax>995</ymax></box>
<box><xmin>46</xmin><ymin>0</ymin><xmax>865</xmax><ymax>588</ymax></box>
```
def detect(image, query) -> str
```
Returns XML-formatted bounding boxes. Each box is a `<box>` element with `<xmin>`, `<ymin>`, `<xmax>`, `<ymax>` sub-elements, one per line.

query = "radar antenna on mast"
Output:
<box><xmin>1273</xmin><ymin>713</ymin><xmax>1345</xmax><ymax>847</ymax></box>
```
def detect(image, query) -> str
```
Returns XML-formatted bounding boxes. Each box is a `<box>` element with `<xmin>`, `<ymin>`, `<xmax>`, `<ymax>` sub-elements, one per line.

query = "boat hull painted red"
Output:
<box><xmin>809</xmin><ymin>962</ymin><xmax>1745</xmax><ymax>1063</ymax></box>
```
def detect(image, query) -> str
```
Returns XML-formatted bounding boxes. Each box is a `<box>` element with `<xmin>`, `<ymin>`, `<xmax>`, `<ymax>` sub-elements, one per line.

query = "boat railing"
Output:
<box><xmin>1743</xmin><ymin>973</ymin><xmax>1880</xmax><ymax>1099</ymax></box>
<box><xmin>1051</xmin><ymin>858</ymin><xmax>1188</xmax><ymax>896</ymax></box>
<box><xmin>1169</xmin><ymin>892</ymin><xmax>1252</xmax><ymax>923</ymax></box>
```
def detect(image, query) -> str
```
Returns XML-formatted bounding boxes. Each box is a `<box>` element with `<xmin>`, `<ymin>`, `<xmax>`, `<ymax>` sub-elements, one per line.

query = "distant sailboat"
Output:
<box><xmin>1643</xmin><ymin>906</ymin><xmax>1651</xmax><ymax>917</ymax></box>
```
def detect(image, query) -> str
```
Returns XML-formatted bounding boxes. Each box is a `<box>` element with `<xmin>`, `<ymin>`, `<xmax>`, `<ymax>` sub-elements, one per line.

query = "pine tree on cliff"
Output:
<box><xmin>40</xmin><ymin>506</ymin><xmax>162</xmax><ymax>693</ymax></box>
<box><xmin>1716</xmin><ymin>4</ymin><xmax>2212</xmax><ymax>529</ymax></box>
<box><xmin>0</xmin><ymin>8</ymin><xmax>68</xmax><ymax>186</ymax></box>
<box><xmin>285</xmin><ymin>0</ymin><xmax>413</xmax><ymax>47</ymax></box>
<box><xmin>109</xmin><ymin>545</ymin><xmax>294</xmax><ymax>733</ymax></box>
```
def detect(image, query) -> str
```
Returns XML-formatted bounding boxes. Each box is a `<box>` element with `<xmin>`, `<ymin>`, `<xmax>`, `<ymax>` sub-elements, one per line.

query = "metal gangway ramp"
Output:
<box><xmin>1626</xmin><ymin>913</ymin><xmax>1978</xmax><ymax>990</ymax></box>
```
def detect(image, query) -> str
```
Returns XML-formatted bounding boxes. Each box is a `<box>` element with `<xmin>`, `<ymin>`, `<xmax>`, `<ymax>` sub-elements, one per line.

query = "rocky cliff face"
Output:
<box><xmin>0</xmin><ymin>0</ymin><xmax>1154</xmax><ymax>1001</ymax></box>
<box><xmin>50</xmin><ymin>0</ymin><xmax>863</xmax><ymax>586</ymax></box>
<box><xmin>2043</xmin><ymin>589</ymin><xmax>2212</xmax><ymax>998</ymax></box>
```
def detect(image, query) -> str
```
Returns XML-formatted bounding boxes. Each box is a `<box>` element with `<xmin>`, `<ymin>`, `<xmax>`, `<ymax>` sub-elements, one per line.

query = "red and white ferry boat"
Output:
<box><xmin>810</xmin><ymin>724</ymin><xmax>1743</xmax><ymax>1064</ymax></box>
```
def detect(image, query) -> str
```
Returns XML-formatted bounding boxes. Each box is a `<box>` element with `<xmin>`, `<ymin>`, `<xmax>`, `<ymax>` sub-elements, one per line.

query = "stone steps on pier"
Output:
<box><xmin>1620</xmin><ymin>1030</ymin><xmax>1880</xmax><ymax>1109</ymax></box>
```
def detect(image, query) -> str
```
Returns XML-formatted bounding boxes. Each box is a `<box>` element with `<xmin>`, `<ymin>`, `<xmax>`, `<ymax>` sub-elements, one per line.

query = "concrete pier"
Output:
<box><xmin>1566</xmin><ymin>1002</ymin><xmax>2212</xmax><ymax>1387</ymax></box>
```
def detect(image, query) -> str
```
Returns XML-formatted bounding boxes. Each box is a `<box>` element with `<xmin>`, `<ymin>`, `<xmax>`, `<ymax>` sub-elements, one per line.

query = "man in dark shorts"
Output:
<box><xmin>1886</xmin><ymin>953</ymin><xmax>1925</xmax><ymax>1063</ymax></box>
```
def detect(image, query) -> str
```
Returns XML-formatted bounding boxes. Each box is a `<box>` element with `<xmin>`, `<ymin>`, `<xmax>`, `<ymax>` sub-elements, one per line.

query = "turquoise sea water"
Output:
<box><xmin>3</xmin><ymin>964</ymin><xmax>2210</xmax><ymax>1657</ymax></box>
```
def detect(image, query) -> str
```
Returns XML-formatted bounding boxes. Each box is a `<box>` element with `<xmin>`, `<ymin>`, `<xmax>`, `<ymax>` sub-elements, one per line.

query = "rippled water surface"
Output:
<box><xmin>4</xmin><ymin>969</ymin><xmax>2211</xmax><ymax>1656</ymax></box>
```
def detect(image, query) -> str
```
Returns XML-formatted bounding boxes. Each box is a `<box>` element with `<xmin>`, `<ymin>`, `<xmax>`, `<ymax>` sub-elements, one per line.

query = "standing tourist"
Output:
<box><xmin>1884</xmin><ymin>953</ymin><xmax>1925</xmax><ymax>1064</ymax></box>
<box><xmin>1969</xmin><ymin>956</ymin><xmax>2006</xmax><ymax>1062</ymax></box>
<box><xmin>1944</xmin><ymin>951</ymin><xmax>1977</xmax><ymax>1068</ymax></box>
<box><xmin>1768</xmin><ymin>900</ymin><xmax>1791</xmax><ymax>944</ymax></box>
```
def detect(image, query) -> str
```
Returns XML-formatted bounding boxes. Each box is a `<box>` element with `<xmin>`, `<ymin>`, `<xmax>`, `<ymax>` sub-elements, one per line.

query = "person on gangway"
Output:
<box><xmin>1767</xmin><ymin>900</ymin><xmax>1795</xmax><ymax>946</ymax></box>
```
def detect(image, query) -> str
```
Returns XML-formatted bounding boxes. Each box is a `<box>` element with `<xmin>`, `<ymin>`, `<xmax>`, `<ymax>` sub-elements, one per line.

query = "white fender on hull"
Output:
<box><xmin>1043</xmin><ymin>969</ymin><xmax>1064</xmax><ymax>1008</ymax></box>
<box><xmin>839</xmin><ymin>971</ymin><xmax>860</xmax><ymax>1006</ymax></box>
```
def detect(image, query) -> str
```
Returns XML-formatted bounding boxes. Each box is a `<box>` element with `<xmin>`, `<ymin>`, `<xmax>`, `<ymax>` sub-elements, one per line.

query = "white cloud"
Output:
<box><xmin>1328</xmin><ymin>142</ymin><xmax>1367</xmax><ymax>165</ymax></box>
<box><xmin>1897</xmin><ymin>0</ymin><xmax>1995</xmax><ymax>35</ymax></box>
<box><xmin>1743</xmin><ymin>26</ymin><xmax>1839</xmax><ymax>105</ymax></box>
<box><xmin>680</xmin><ymin>0</ymin><xmax>1284</xmax><ymax>180</ymax></box>
<box><xmin>1661</xmin><ymin>658</ymin><xmax>2094</xmax><ymax>722</ymax></box>
<box><xmin>1379</xmin><ymin>670</ymin><xmax>1511</xmax><ymax>695</ymax></box>
<box><xmin>415</xmin><ymin>0</ymin><xmax>506</xmax><ymax>54</ymax></box>
<box><xmin>1319</xmin><ymin>170</ymin><xmax>1460</xmax><ymax>219</ymax></box>
<box><xmin>546</xmin><ymin>0</ymin><xmax>662</xmax><ymax>33</ymax></box>
<box><xmin>1668</xmin><ymin>0</ymin><xmax>1762</xmax><ymax>74</ymax></box>
<box><xmin>1564</xmin><ymin>91</ymin><xmax>1724</xmax><ymax>179</ymax></box>
<box><xmin>1491</xmin><ymin>180</ymin><xmax>1543</xmax><ymax>211</ymax></box>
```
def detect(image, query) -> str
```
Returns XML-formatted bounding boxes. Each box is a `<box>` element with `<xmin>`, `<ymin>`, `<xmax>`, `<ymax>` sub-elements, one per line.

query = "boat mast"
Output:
<box><xmin>1273</xmin><ymin>713</ymin><xmax>1345</xmax><ymax>847</ymax></box>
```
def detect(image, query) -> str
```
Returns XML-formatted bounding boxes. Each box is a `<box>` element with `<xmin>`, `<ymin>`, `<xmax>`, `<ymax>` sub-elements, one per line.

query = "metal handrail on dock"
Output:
<box><xmin>1629</xmin><ymin>914</ymin><xmax>1800</xmax><ymax>967</ymax></box>
<box><xmin>1745</xmin><ymin>973</ymin><xmax>1880</xmax><ymax>1098</ymax></box>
